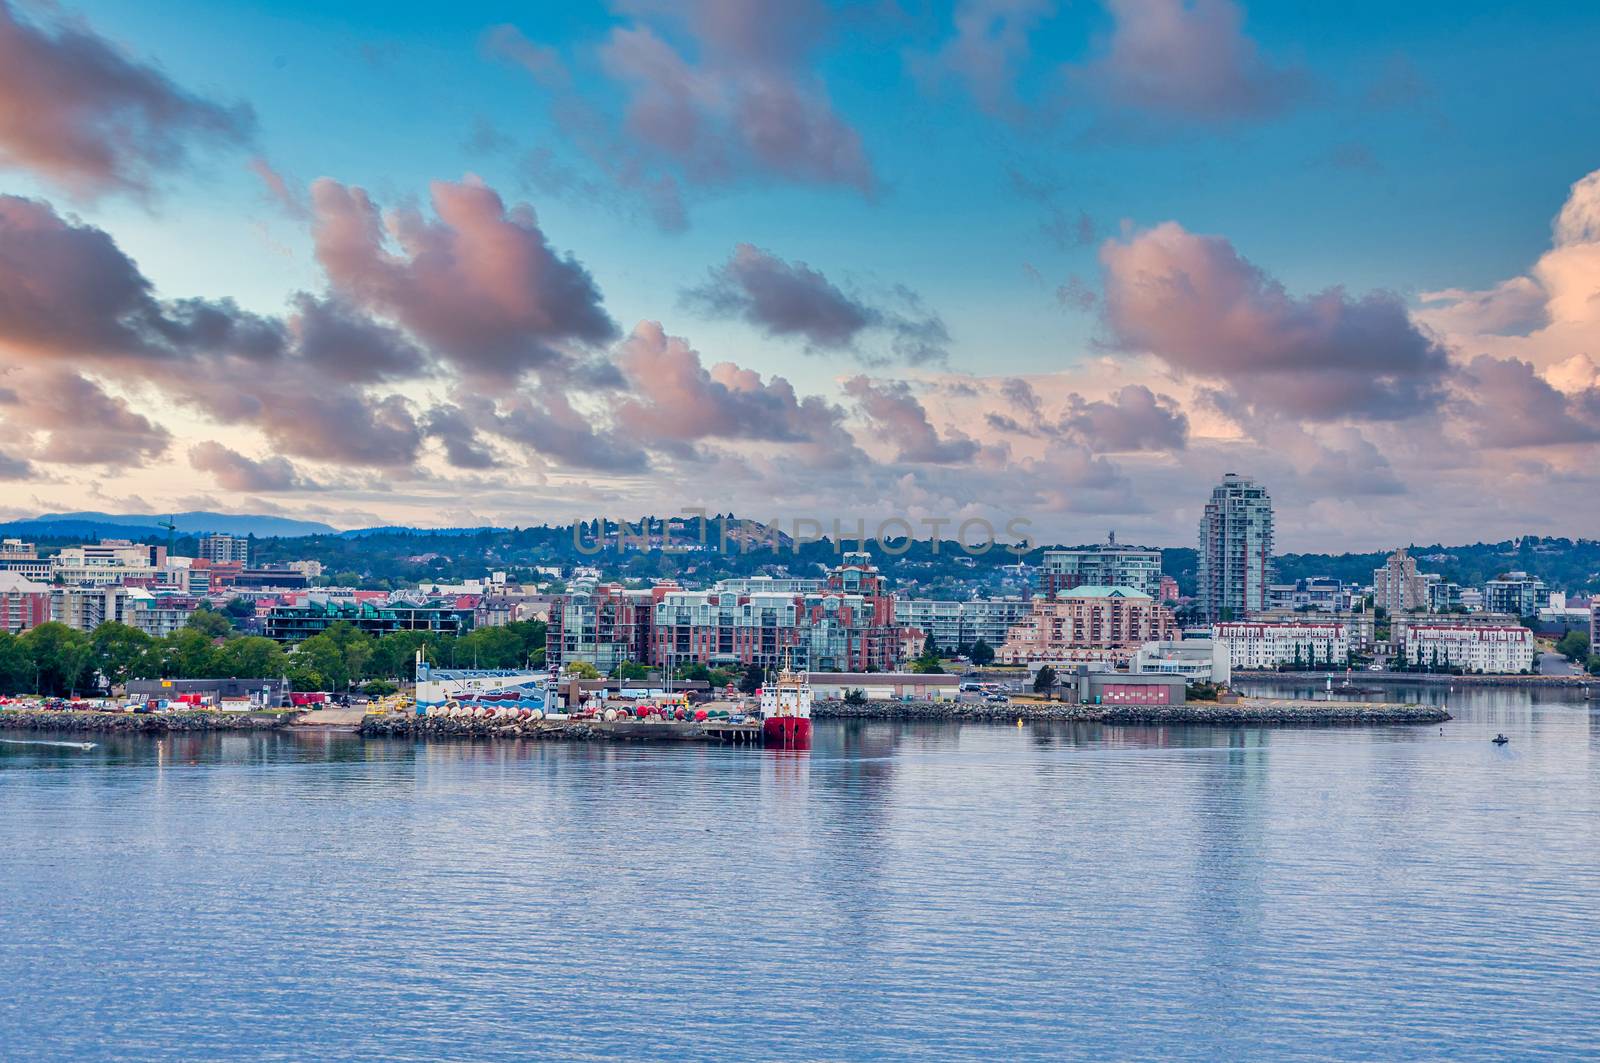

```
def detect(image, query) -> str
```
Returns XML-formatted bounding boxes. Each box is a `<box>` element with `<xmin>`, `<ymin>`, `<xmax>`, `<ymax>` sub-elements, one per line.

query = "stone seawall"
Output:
<box><xmin>360</xmin><ymin>715</ymin><xmax>599</xmax><ymax>741</ymax></box>
<box><xmin>814</xmin><ymin>699</ymin><xmax>1451</xmax><ymax>726</ymax></box>
<box><xmin>0</xmin><ymin>710</ymin><xmax>292</xmax><ymax>734</ymax></box>
<box><xmin>1236</xmin><ymin>671</ymin><xmax>1598</xmax><ymax>689</ymax></box>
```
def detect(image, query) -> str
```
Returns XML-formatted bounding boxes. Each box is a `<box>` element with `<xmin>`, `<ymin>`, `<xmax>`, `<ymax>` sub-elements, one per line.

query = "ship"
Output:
<box><xmin>758</xmin><ymin>659</ymin><xmax>813</xmax><ymax>749</ymax></box>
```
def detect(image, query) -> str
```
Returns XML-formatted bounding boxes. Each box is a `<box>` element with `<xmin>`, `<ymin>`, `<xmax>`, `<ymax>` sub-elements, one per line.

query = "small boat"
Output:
<box><xmin>1492</xmin><ymin>734</ymin><xmax>1509</xmax><ymax>746</ymax></box>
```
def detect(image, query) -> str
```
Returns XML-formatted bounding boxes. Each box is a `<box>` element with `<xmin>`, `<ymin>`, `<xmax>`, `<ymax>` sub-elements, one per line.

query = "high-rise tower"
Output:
<box><xmin>1197</xmin><ymin>473</ymin><xmax>1274</xmax><ymax>621</ymax></box>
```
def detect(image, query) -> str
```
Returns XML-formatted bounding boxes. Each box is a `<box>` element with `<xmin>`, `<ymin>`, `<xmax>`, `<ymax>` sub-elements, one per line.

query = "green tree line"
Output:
<box><xmin>0</xmin><ymin>613</ymin><xmax>547</xmax><ymax>696</ymax></box>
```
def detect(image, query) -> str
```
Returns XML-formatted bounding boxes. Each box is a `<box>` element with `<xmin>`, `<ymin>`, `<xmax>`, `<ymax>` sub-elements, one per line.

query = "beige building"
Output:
<box><xmin>997</xmin><ymin>587</ymin><xmax>1178</xmax><ymax>665</ymax></box>
<box><xmin>1373</xmin><ymin>548</ymin><xmax>1428</xmax><ymax>614</ymax></box>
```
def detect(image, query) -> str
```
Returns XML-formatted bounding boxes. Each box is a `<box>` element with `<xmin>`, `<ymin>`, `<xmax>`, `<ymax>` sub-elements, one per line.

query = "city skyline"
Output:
<box><xmin>3</xmin><ymin>1</ymin><xmax>1600</xmax><ymax>551</ymax></box>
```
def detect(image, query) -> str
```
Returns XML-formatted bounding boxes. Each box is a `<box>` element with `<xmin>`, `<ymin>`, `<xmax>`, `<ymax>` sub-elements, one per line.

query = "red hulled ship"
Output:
<box><xmin>758</xmin><ymin>662</ymin><xmax>813</xmax><ymax>749</ymax></box>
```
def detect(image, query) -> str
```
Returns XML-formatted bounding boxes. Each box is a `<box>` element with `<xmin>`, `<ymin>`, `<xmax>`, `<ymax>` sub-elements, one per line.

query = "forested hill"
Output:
<box><xmin>1274</xmin><ymin>538</ymin><xmax>1600</xmax><ymax>595</ymax></box>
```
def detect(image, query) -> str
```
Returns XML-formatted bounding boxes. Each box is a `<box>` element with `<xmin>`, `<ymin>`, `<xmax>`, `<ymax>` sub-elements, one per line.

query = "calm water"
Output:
<box><xmin>2</xmin><ymin>685</ymin><xmax>1598</xmax><ymax>1061</ymax></box>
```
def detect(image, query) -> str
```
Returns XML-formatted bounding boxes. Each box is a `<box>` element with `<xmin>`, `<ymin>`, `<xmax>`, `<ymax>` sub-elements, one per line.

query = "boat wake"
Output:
<box><xmin>0</xmin><ymin>738</ymin><xmax>97</xmax><ymax>751</ymax></box>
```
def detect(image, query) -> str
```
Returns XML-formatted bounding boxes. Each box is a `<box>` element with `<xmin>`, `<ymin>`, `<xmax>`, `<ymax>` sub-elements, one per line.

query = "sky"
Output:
<box><xmin>2</xmin><ymin>0</ymin><xmax>1600</xmax><ymax>550</ymax></box>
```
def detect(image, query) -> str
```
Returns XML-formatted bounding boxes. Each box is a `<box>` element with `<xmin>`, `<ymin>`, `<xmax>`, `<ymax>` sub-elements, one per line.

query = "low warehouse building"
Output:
<box><xmin>806</xmin><ymin>672</ymin><xmax>962</xmax><ymax>700</ymax></box>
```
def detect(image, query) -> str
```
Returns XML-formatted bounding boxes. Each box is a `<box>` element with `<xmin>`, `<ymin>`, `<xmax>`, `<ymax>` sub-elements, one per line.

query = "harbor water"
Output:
<box><xmin>1</xmin><ymin>683</ymin><xmax>1597</xmax><ymax>1061</ymax></box>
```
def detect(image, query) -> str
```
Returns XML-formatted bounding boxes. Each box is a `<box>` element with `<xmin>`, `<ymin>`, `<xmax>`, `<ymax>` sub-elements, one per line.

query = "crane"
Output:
<box><xmin>158</xmin><ymin>514</ymin><xmax>177</xmax><ymax>558</ymax></box>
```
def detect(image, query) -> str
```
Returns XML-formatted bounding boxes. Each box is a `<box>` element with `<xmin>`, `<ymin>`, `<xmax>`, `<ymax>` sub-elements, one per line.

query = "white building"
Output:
<box><xmin>1133</xmin><ymin>639</ymin><xmax>1231</xmax><ymax>685</ymax></box>
<box><xmin>52</xmin><ymin>540</ymin><xmax>162</xmax><ymax>585</ymax></box>
<box><xmin>1197</xmin><ymin>473</ymin><xmax>1274</xmax><ymax>621</ymax></box>
<box><xmin>1399</xmin><ymin>623</ymin><xmax>1534</xmax><ymax>674</ymax></box>
<box><xmin>51</xmin><ymin>585</ymin><xmax>131</xmax><ymax>630</ymax></box>
<box><xmin>894</xmin><ymin>597</ymin><xmax>1033</xmax><ymax>651</ymax></box>
<box><xmin>1214</xmin><ymin>619</ymin><xmax>1350</xmax><ymax>670</ymax></box>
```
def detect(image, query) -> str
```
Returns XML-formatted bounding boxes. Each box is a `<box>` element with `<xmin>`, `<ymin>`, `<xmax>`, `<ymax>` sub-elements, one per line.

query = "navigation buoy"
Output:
<box><xmin>1016</xmin><ymin>717</ymin><xmax>1023</xmax><ymax>727</ymax></box>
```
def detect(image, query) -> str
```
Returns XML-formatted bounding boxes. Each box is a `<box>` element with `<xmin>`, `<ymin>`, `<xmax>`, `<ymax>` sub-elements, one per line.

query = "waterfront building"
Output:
<box><xmin>1399</xmin><ymin>622</ymin><xmax>1535</xmax><ymax>674</ymax></box>
<box><xmin>1592</xmin><ymin>602</ymin><xmax>1599</xmax><ymax>657</ymax></box>
<box><xmin>261</xmin><ymin>597</ymin><xmax>475</xmax><ymax>643</ymax></box>
<box><xmin>1373</xmin><ymin>548</ymin><xmax>1429</xmax><ymax>614</ymax></box>
<box><xmin>0</xmin><ymin>539</ymin><xmax>51</xmax><ymax>582</ymax></box>
<box><xmin>996</xmin><ymin>587</ymin><xmax>1178</xmax><ymax>665</ymax></box>
<box><xmin>1037</xmin><ymin>532</ymin><xmax>1163</xmax><ymax>599</ymax></box>
<box><xmin>197</xmin><ymin>534</ymin><xmax>251</xmax><ymax>565</ymax></box>
<box><xmin>0</xmin><ymin>571</ymin><xmax>51</xmax><ymax>633</ymax></box>
<box><xmin>893</xmin><ymin>597</ymin><xmax>1033</xmax><ymax>652</ymax></box>
<box><xmin>1482</xmin><ymin>572</ymin><xmax>1549</xmax><ymax>617</ymax></box>
<box><xmin>805</xmin><ymin>672</ymin><xmax>961</xmax><ymax>701</ymax></box>
<box><xmin>1425</xmin><ymin>575</ymin><xmax>1464</xmax><ymax>613</ymax></box>
<box><xmin>551</xmin><ymin>582</ymin><xmax>673</xmax><ymax>674</ymax></box>
<box><xmin>1196</xmin><ymin>473</ymin><xmax>1274</xmax><ymax>621</ymax></box>
<box><xmin>1132</xmin><ymin>639</ymin><xmax>1232</xmax><ymax>685</ymax></box>
<box><xmin>1214</xmin><ymin>618</ymin><xmax>1351</xmax><ymax>670</ymax></box>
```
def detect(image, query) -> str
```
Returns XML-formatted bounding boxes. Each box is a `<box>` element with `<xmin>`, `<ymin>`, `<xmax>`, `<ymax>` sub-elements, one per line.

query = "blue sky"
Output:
<box><xmin>3</xmin><ymin>0</ymin><xmax>1600</xmax><ymax>547</ymax></box>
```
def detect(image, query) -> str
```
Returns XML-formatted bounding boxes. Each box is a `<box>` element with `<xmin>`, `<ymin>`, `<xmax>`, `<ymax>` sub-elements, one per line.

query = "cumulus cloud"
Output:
<box><xmin>311</xmin><ymin>176</ymin><xmax>616</xmax><ymax>380</ymax></box>
<box><xmin>0</xmin><ymin>370</ymin><xmax>169</xmax><ymax>465</ymax></box>
<box><xmin>1419</xmin><ymin>167</ymin><xmax>1600</xmax><ymax>379</ymax></box>
<box><xmin>424</xmin><ymin>404</ymin><xmax>499</xmax><ymax>470</ymax></box>
<box><xmin>1099</xmin><ymin>221</ymin><xmax>1451</xmax><ymax>420</ymax></box>
<box><xmin>188</xmin><ymin>441</ymin><xmax>322</xmax><ymax>492</ymax></box>
<box><xmin>0</xmin><ymin>0</ymin><xmax>253</xmax><ymax>197</ymax></box>
<box><xmin>1061</xmin><ymin>384</ymin><xmax>1188</xmax><ymax>451</ymax></box>
<box><xmin>1458</xmin><ymin>355</ymin><xmax>1600</xmax><ymax>449</ymax></box>
<box><xmin>1073</xmin><ymin>0</ymin><xmax>1308</xmax><ymax>126</ymax></box>
<box><xmin>0</xmin><ymin>446</ymin><xmax>31</xmax><ymax>479</ymax></box>
<box><xmin>843</xmin><ymin>376</ymin><xmax>979</xmax><ymax>463</ymax></box>
<box><xmin>684</xmin><ymin>243</ymin><xmax>949</xmax><ymax>363</ymax></box>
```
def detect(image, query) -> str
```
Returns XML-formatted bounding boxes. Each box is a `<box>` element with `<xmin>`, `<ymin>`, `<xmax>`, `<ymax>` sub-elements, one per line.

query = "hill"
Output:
<box><xmin>8</xmin><ymin>511</ymin><xmax>338</xmax><ymax>539</ymax></box>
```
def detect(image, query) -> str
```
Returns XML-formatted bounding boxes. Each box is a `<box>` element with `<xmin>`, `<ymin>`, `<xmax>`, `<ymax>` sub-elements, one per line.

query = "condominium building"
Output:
<box><xmin>1214</xmin><ymin>618</ymin><xmax>1351</xmax><ymax>670</ymax></box>
<box><xmin>0</xmin><ymin>539</ymin><xmax>51</xmax><ymax>582</ymax></box>
<box><xmin>51</xmin><ymin>540</ymin><xmax>165</xmax><ymax>586</ymax></box>
<box><xmin>1398</xmin><ymin>622</ymin><xmax>1535</xmax><ymax>674</ymax></box>
<box><xmin>894</xmin><ymin>597</ymin><xmax>1033</xmax><ymax>651</ymax></box>
<box><xmin>1591</xmin><ymin>602</ymin><xmax>1599</xmax><ymax>658</ymax></box>
<box><xmin>261</xmin><ymin>597</ymin><xmax>475</xmax><ymax>643</ymax></box>
<box><xmin>1196</xmin><ymin>473</ymin><xmax>1274</xmax><ymax>621</ymax></box>
<box><xmin>0</xmin><ymin>571</ymin><xmax>51</xmax><ymax>633</ymax></box>
<box><xmin>1264</xmin><ymin>577</ymin><xmax>1357</xmax><ymax>613</ymax></box>
<box><xmin>549</xmin><ymin>554</ymin><xmax>906</xmax><ymax>674</ymax></box>
<box><xmin>198</xmin><ymin>534</ymin><xmax>251</xmax><ymax>565</ymax></box>
<box><xmin>1037</xmin><ymin>532</ymin><xmax>1163</xmax><ymax>599</ymax></box>
<box><xmin>1482</xmin><ymin>572</ymin><xmax>1549</xmax><ymax>617</ymax></box>
<box><xmin>1373</xmin><ymin>548</ymin><xmax>1429</xmax><ymax>614</ymax></box>
<box><xmin>51</xmin><ymin>585</ymin><xmax>132</xmax><ymax>630</ymax></box>
<box><xmin>996</xmin><ymin>587</ymin><xmax>1178</xmax><ymax>665</ymax></box>
<box><xmin>125</xmin><ymin>590</ymin><xmax>201</xmax><ymax>638</ymax></box>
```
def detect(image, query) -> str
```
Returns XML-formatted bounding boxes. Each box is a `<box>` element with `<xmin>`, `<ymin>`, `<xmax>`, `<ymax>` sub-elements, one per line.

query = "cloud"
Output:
<box><xmin>909</xmin><ymin>0</ymin><xmax>1055</xmax><ymax>120</ymax></box>
<box><xmin>843</xmin><ymin>376</ymin><xmax>979</xmax><ymax>463</ymax></box>
<box><xmin>610</xmin><ymin>321</ymin><xmax>857</xmax><ymax>464</ymax></box>
<box><xmin>684</xmin><ymin>243</ymin><xmax>949</xmax><ymax>363</ymax></box>
<box><xmin>0</xmin><ymin>369</ymin><xmax>169</xmax><ymax>465</ymax></box>
<box><xmin>188</xmin><ymin>441</ymin><xmax>323</xmax><ymax>492</ymax></box>
<box><xmin>424</xmin><ymin>404</ymin><xmax>499</xmax><ymax>469</ymax></box>
<box><xmin>248</xmin><ymin>156</ymin><xmax>309</xmax><ymax>219</ymax></box>
<box><xmin>1061</xmin><ymin>384</ymin><xmax>1188</xmax><ymax>451</ymax></box>
<box><xmin>310</xmin><ymin>175</ymin><xmax>617</xmax><ymax>380</ymax></box>
<box><xmin>0</xmin><ymin>0</ymin><xmax>253</xmax><ymax>198</ymax></box>
<box><xmin>1099</xmin><ymin>221</ymin><xmax>1451</xmax><ymax>420</ymax></box>
<box><xmin>1073</xmin><ymin>0</ymin><xmax>1308</xmax><ymax>127</ymax></box>
<box><xmin>478</xmin><ymin>385</ymin><xmax>650</xmax><ymax>474</ymax></box>
<box><xmin>287</xmin><ymin>293</ymin><xmax>428</xmax><ymax>384</ymax></box>
<box><xmin>1418</xmin><ymin>167</ymin><xmax>1600</xmax><ymax>374</ymax></box>
<box><xmin>0</xmin><ymin>447</ymin><xmax>30</xmax><ymax>479</ymax></box>
<box><xmin>1458</xmin><ymin>355</ymin><xmax>1600</xmax><ymax>449</ymax></box>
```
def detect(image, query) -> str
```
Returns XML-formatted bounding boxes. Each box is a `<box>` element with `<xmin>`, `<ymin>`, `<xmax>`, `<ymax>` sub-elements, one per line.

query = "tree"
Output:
<box><xmin>614</xmin><ymin>660</ymin><xmax>650</xmax><ymax>681</ymax></box>
<box><xmin>910</xmin><ymin>653</ymin><xmax>945</xmax><ymax>674</ymax></box>
<box><xmin>921</xmin><ymin>631</ymin><xmax>938</xmax><ymax>659</ymax></box>
<box><xmin>564</xmin><ymin>661</ymin><xmax>601</xmax><ymax>680</ymax></box>
<box><xmin>969</xmin><ymin>639</ymin><xmax>995</xmax><ymax>667</ymax></box>
<box><xmin>20</xmin><ymin>623</ymin><xmax>91</xmax><ymax>695</ymax></box>
<box><xmin>222</xmin><ymin>597</ymin><xmax>255</xmax><ymax>619</ymax></box>
<box><xmin>843</xmin><ymin>688</ymin><xmax>867</xmax><ymax>706</ymax></box>
<box><xmin>1556</xmin><ymin>630</ymin><xmax>1590</xmax><ymax>662</ymax></box>
<box><xmin>738</xmin><ymin>664</ymin><xmax>764</xmax><ymax>694</ymax></box>
<box><xmin>1587</xmin><ymin>654</ymin><xmax>1600</xmax><ymax>676</ymax></box>
<box><xmin>287</xmin><ymin>634</ymin><xmax>347</xmax><ymax>691</ymax></box>
<box><xmin>675</xmin><ymin>662</ymin><xmax>712</xmax><ymax>683</ymax></box>
<box><xmin>161</xmin><ymin>627</ymin><xmax>219</xmax><ymax>679</ymax></box>
<box><xmin>186</xmin><ymin>608</ymin><xmax>233</xmax><ymax>640</ymax></box>
<box><xmin>0</xmin><ymin>632</ymin><xmax>31</xmax><ymax>694</ymax></box>
<box><xmin>1033</xmin><ymin>664</ymin><xmax>1057</xmax><ymax>695</ymax></box>
<box><xmin>88</xmin><ymin>622</ymin><xmax>158</xmax><ymax>688</ymax></box>
<box><xmin>212</xmin><ymin>636</ymin><xmax>288</xmax><ymax>679</ymax></box>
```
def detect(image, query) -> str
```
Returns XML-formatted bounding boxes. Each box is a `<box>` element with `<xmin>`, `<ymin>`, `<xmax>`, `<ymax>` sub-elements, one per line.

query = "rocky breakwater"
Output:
<box><xmin>814</xmin><ymin>698</ymin><xmax>1451</xmax><ymax>726</ymax></box>
<box><xmin>360</xmin><ymin>714</ymin><xmax>598</xmax><ymax>741</ymax></box>
<box><xmin>0</xmin><ymin>710</ymin><xmax>292</xmax><ymax>734</ymax></box>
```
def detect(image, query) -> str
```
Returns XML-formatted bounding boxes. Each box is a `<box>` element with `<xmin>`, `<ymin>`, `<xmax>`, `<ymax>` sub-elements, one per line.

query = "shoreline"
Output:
<box><xmin>813</xmin><ymin>698</ymin><xmax>1451</xmax><ymax>726</ymax></box>
<box><xmin>0</xmin><ymin>710</ymin><xmax>292</xmax><ymax>734</ymax></box>
<box><xmin>1234</xmin><ymin>671</ymin><xmax>1597</xmax><ymax>689</ymax></box>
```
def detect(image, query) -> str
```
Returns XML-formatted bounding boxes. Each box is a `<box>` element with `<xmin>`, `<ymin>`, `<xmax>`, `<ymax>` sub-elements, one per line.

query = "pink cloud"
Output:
<box><xmin>0</xmin><ymin>0</ymin><xmax>252</xmax><ymax>198</ymax></box>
